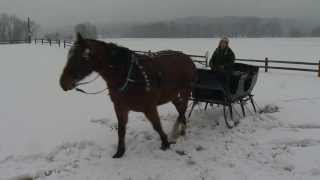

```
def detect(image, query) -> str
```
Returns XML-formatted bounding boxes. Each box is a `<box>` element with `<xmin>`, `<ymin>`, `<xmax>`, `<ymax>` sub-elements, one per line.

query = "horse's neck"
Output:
<box><xmin>97</xmin><ymin>65</ymin><xmax>129</xmax><ymax>91</ymax></box>
<box><xmin>96</xmin><ymin>53</ymin><xmax>152</xmax><ymax>91</ymax></box>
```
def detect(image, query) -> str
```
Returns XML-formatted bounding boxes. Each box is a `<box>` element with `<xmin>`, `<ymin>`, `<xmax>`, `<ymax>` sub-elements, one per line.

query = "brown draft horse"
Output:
<box><xmin>60</xmin><ymin>33</ymin><xmax>197</xmax><ymax>158</ymax></box>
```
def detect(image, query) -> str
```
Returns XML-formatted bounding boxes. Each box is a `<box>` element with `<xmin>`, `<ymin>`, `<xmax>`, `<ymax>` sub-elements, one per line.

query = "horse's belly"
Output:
<box><xmin>157</xmin><ymin>88</ymin><xmax>180</xmax><ymax>105</ymax></box>
<box><xmin>110</xmin><ymin>89</ymin><xmax>179</xmax><ymax>112</ymax></box>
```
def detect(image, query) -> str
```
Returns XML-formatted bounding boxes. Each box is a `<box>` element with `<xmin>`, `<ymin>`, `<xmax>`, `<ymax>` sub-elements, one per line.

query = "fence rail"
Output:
<box><xmin>236</xmin><ymin>57</ymin><xmax>319</xmax><ymax>75</ymax></box>
<box><xmin>33</xmin><ymin>38</ymin><xmax>320</xmax><ymax>77</ymax></box>
<box><xmin>0</xmin><ymin>40</ymin><xmax>30</xmax><ymax>44</ymax></box>
<box><xmin>34</xmin><ymin>39</ymin><xmax>73</xmax><ymax>48</ymax></box>
<box><xmin>131</xmin><ymin>50</ymin><xmax>320</xmax><ymax>76</ymax></box>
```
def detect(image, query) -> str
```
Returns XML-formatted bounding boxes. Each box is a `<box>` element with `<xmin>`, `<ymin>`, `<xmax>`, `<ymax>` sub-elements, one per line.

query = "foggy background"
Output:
<box><xmin>0</xmin><ymin>0</ymin><xmax>320</xmax><ymax>39</ymax></box>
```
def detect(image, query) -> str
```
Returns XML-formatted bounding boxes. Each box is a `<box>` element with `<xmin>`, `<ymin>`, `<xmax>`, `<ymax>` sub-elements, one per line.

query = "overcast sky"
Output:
<box><xmin>1</xmin><ymin>0</ymin><xmax>319</xmax><ymax>28</ymax></box>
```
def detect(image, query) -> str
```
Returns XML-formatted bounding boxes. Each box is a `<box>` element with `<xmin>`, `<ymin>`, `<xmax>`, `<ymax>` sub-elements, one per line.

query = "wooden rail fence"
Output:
<box><xmin>34</xmin><ymin>39</ymin><xmax>72</xmax><ymax>48</ymax></box>
<box><xmin>0</xmin><ymin>40</ymin><xmax>30</xmax><ymax>44</ymax></box>
<box><xmin>33</xmin><ymin>39</ymin><xmax>320</xmax><ymax>77</ymax></box>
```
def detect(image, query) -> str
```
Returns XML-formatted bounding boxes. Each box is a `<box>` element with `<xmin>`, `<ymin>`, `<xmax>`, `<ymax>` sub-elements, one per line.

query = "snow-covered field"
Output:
<box><xmin>1</xmin><ymin>38</ymin><xmax>320</xmax><ymax>180</ymax></box>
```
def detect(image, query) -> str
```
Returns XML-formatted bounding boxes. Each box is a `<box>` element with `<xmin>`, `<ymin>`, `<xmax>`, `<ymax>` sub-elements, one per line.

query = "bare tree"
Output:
<box><xmin>0</xmin><ymin>13</ymin><xmax>39</xmax><ymax>42</ymax></box>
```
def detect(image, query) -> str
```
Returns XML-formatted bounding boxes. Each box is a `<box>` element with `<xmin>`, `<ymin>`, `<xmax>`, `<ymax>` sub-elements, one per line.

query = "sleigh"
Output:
<box><xmin>189</xmin><ymin>63</ymin><xmax>259</xmax><ymax>128</ymax></box>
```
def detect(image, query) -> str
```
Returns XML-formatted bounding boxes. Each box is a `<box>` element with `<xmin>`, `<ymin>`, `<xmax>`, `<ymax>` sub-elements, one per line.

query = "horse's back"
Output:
<box><xmin>151</xmin><ymin>51</ymin><xmax>197</xmax><ymax>89</ymax></box>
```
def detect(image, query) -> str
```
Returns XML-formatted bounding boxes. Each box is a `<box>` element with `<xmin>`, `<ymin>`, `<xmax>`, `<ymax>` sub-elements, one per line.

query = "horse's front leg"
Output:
<box><xmin>113</xmin><ymin>105</ymin><xmax>129</xmax><ymax>158</ymax></box>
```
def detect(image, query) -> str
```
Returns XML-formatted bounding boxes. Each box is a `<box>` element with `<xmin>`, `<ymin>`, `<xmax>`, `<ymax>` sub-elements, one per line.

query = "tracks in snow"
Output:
<box><xmin>1</xmin><ymin>108</ymin><xmax>320</xmax><ymax>180</ymax></box>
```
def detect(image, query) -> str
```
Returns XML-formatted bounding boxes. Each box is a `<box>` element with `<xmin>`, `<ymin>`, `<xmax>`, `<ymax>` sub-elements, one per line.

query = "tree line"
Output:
<box><xmin>0</xmin><ymin>13</ymin><xmax>38</xmax><ymax>42</ymax></box>
<box><xmin>99</xmin><ymin>16</ymin><xmax>320</xmax><ymax>38</ymax></box>
<box><xmin>2</xmin><ymin>14</ymin><xmax>320</xmax><ymax>40</ymax></box>
<box><xmin>43</xmin><ymin>22</ymin><xmax>97</xmax><ymax>40</ymax></box>
<box><xmin>26</xmin><ymin>16</ymin><xmax>320</xmax><ymax>39</ymax></box>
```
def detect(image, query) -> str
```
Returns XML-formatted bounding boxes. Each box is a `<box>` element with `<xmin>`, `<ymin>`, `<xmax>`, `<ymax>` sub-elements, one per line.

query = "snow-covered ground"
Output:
<box><xmin>1</xmin><ymin>38</ymin><xmax>320</xmax><ymax>180</ymax></box>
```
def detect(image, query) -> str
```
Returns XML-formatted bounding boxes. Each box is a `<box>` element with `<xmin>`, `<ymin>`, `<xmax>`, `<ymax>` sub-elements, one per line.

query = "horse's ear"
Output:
<box><xmin>76</xmin><ymin>32</ymin><xmax>83</xmax><ymax>42</ymax></box>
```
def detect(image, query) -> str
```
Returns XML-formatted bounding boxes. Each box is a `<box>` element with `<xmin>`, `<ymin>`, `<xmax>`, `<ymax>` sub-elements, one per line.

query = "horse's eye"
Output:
<box><xmin>82</xmin><ymin>48</ymin><xmax>91</xmax><ymax>60</ymax></box>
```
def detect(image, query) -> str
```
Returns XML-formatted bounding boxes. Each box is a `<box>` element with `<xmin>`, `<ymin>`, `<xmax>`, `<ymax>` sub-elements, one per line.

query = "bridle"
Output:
<box><xmin>75</xmin><ymin>52</ymin><xmax>151</xmax><ymax>95</ymax></box>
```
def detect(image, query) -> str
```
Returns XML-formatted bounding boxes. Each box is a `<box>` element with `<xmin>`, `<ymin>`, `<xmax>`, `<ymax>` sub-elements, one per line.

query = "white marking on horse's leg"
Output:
<box><xmin>170</xmin><ymin>121</ymin><xmax>181</xmax><ymax>140</ymax></box>
<box><xmin>181</xmin><ymin>123</ymin><xmax>187</xmax><ymax>135</ymax></box>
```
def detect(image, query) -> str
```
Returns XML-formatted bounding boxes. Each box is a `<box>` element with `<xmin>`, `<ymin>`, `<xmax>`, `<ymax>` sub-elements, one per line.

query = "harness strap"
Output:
<box><xmin>75</xmin><ymin>53</ymin><xmax>152</xmax><ymax>95</ymax></box>
<box><xmin>119</xmin><ymin>53</ymin><xmax>151</xmax><ymax>92</ymax></box>
<box><xmin>119</xmin><ymin>54</ymin><xmax>137</xmax><ymax>92</ymax></box>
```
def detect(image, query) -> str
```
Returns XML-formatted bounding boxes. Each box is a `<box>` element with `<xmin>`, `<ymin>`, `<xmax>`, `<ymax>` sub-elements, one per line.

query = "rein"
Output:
<box><xmin>75</xmin><ymin>74</ymin><xmax>100</xmax><ymax>86</ymax></box>
<box><xmin>75</xmin><ymin>87</ymin><xmax>108</xmax><ymax>95</ymax></box>
<box><xmin>75</xmin><ymin>74</ymin><xmax>108</xmax><ymax>95</ymax></box>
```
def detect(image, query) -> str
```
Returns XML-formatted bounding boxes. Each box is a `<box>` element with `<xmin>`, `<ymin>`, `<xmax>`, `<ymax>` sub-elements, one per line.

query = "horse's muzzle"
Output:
<box><xmin>60</xmin><ymin>75</ymin><xmax>75</xmax><ymax>91</ymax></box>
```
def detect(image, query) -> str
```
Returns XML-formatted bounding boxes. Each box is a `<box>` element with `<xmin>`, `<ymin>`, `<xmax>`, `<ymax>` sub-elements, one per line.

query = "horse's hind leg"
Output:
<box><xmin>144</xmin><ymin>107</ymin><xmax>170</xmax><ymax>150</ymax></box>
<box><xmin>171</xmin><ymin>89</ymin><xmax>190</xmax><ymax>139</ymax></box>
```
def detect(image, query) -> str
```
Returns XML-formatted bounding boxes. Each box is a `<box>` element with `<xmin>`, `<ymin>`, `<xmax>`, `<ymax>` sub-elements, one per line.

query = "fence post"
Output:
<box><xmin>41</xmin><ymin>39</ymin><xmax>43</xmax><ymax>45</ymax></box>
<box><xmin>64</xmin><ymin>40</ymin><xmax>66</xmax><ymax>48</ymax></box>
<box><xmin>58</xmin><ymin>40</ymin><xmax>61</xmax><ymax>47</ymax></box>
<box><xmin>318</xmin><ymin>60</ymin><xmax>320</xmax><ymax>77</ymax></box>
<box><xmin>49</xmin><ymin>39</ymin><xmax>52</xmax><ymax>46</ymax></box>
<box><xmin>34</xmin><ymin>39</ymin><xmax>36</xmax><ymax>44</ymax></box>
<box><xmin>27</xmin><ymin>17</ymin><xmax>32</xmax><ymax>44</ymax></box>
<box><xmin>265</xmin><ymin>57</ymin><xmax>269</xmax><ymax>72</ymax></box>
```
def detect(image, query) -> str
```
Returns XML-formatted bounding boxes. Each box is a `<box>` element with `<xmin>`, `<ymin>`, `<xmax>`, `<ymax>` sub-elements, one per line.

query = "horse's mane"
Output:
<box><xmin>107</xmin><ymin>43</ymin><xmax>134</xmax><ymax>65</ymax></box>
<box><xmin>107</xmin><ymin>42</ymin><xmax>132</xmax><ymax>55</ymax></box>
<box><xmin>87</xmin><ymin>39</ymin><xmax>134</xmax><ymax>65</ymax></box>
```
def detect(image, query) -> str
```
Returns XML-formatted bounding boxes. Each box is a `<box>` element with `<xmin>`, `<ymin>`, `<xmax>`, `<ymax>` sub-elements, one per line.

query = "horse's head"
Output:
<box><xmin>60</xmin><ymin>33</ymin><xmax>95</xmax><ymax>91</ymax></box>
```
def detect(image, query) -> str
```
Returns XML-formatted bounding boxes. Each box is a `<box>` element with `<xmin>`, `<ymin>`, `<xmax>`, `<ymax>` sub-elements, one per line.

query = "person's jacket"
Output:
<box><xmin>209</xmin><ymin>47</ymin><xmax>235</xmax><ymax>71</ymax></box>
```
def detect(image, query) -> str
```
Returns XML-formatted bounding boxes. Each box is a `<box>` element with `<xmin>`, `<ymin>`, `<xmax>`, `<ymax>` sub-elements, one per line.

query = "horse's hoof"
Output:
<box><xmin>234</xmin><ymin>120</ymin><xmax>240</xmax><ymax>126</ymax></box>
<box><xmin>112</xmin><ymin>153</ymin><xmax>124</xmax><ymax>158</ymax></box>
<box><xmin>161</xmin><ymin>142</ymin><xmax>171</xmax><ymax>151</ymax></box>
<box><xmin>112</xmin><ymin>150</ymin><xmax>125</xmax><ymax>158</ymax></box>
<box><xmin>215</xmin><ymin>121</ymin><xmax>220</xmax><ymax>126</ymax></box>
